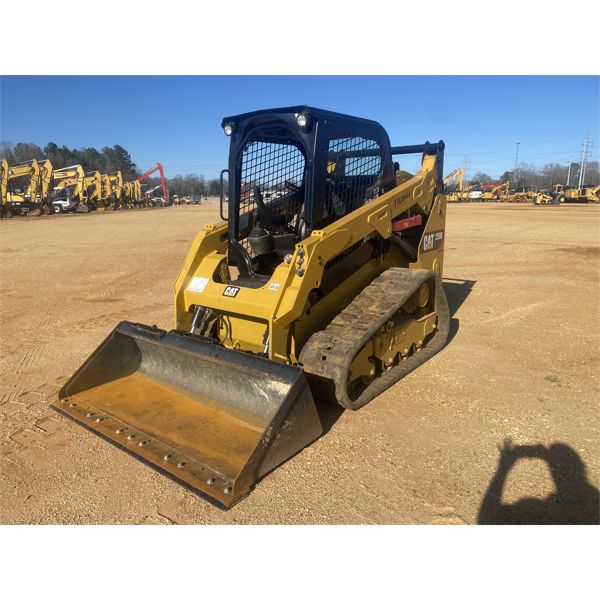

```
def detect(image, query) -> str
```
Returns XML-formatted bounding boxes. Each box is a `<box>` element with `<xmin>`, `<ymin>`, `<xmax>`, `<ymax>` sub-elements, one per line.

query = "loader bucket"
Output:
<box><xmin>51</xmin><ymin>321</ymin><xmax>322</xmax><ymax>508</ymax></box>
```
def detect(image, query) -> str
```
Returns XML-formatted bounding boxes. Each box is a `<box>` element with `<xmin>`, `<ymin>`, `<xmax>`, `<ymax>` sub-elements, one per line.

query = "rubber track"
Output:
<box><xmin>299</xmin><ymin>268</ymin><xmax>449</xmax><ymax>409</ymax></box>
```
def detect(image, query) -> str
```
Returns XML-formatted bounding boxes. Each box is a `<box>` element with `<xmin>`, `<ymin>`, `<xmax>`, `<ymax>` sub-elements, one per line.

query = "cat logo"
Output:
<box><xmin>422</xmin><ymin>230</ymin><xmax>444</xmax><ymax>253</ymax></box>
<box><xmin>223</xmin><ymin>286</ymin><xmax>240</xmax><ymax>298</ymax></box>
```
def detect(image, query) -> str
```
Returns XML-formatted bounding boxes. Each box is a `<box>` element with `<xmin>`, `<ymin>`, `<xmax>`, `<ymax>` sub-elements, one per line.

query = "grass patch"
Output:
<box><xmin>544</xmin><ymin>375</ymin><xmax>560</xmax><ymax>383</ymax></box>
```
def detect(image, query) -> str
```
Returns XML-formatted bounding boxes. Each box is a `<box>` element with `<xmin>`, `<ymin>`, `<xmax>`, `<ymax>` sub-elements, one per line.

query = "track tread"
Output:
<box><xmin>299</xmin><ymin>268</ymin><xmax>449</xmax><ymax>409</ymax></box>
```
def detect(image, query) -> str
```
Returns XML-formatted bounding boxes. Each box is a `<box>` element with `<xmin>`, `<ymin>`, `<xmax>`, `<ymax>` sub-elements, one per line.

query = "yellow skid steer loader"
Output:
<box><xmin>53</xmin><ymin>107</ymin><xmax>450</xmax><ymax>508</ymax></box>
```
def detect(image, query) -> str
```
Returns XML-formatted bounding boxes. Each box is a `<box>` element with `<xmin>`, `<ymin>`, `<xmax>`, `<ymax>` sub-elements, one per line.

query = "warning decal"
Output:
<box><xmin>188</xmin><ymin>277</ymin><xmax>209</xmax><ymax>293</ymax></box>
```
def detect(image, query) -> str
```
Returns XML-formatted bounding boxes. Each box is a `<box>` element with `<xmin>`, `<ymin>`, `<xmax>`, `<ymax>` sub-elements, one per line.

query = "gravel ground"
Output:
<box><xmin>1</xmin><ymin>202</ymin><xmax>598</xmax><ymax>524</ymax></box>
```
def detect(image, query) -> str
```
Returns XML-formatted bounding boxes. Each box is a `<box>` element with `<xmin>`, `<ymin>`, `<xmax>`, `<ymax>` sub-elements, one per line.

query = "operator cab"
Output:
<box><xmin>221</xmin><ymin>106</ymin><xmax>395</xmax><ymax>286</ymax></box>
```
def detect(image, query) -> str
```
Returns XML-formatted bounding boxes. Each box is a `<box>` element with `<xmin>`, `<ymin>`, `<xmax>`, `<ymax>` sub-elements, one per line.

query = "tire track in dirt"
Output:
<box><xmin>40</xmin><ymin>293</ymin><xmax>65</xmax><ymax>329</ymax></box>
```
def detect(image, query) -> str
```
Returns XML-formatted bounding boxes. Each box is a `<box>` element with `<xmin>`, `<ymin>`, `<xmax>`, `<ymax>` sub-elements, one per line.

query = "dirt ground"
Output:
<box><xmin>1</xmin><ymin>202</ymin><xmax>598</xmax><ymax>524</ymax></box>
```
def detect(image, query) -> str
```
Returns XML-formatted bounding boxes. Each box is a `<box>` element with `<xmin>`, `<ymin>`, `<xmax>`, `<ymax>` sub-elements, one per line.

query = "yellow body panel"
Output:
<box><xmin>174</xmin><ymin>154</ymin><xmax>445</xmax><ymax>365</ymax></box>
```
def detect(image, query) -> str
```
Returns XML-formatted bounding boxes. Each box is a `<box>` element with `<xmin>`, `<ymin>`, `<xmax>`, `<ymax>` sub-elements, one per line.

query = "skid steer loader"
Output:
<box><xmin>52</xmin><ymin>107</ymin><xmax>450</xmax><ymax>508</ymax></box>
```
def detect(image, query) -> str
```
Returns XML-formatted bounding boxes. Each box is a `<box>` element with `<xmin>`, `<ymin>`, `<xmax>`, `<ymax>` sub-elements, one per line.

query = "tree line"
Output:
<box><xmin>0</xmin><ymin>141</ymin><xmax>139</xmax><ymax>181</ymax></box>
<box><xmin>0</xmin><ymin>141</ymin><xmax>223</xmax><ymax>197</ymax></box>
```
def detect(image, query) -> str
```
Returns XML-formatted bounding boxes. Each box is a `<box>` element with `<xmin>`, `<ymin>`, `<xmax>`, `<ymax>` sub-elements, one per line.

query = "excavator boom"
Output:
<box><xmin>138</xmin><ymin>163</ymin><xmax>169</xmax><ymax>205</ymax></box>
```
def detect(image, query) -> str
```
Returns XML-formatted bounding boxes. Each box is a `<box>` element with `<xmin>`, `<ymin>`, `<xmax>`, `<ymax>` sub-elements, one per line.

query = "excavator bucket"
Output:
<box><xmin>51</xmin><ymin>321</ymin><xmax>322</xmax><ymax>508</ymax></box>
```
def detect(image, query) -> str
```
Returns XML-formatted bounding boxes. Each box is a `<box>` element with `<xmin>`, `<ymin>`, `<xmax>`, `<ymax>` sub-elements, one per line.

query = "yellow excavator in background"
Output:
<box><xmin>122</xmin><ymin>181</ymin><xmax>133</xmax><ymax>208</ymax></box>
<box><xmin>106</xmin><ymin>172</ymin><xmax>125</xmax><ymax>209</ymax></box>
<box><xmin>443</xmin><ymin>168</ymin><xmax>464</xmax><ymax>203</ymax></box>
<box><xmin>122</xmin><ymin>179</ymin><xmax>142</xmax><ymax>208</ymax></box>
<box><xmin>131</xmin><ymin>180</ymin><xmax>143</xmax><ymax>207</ymax></box>
<box><xmin>0</xmin><ymin>159</ymin><xmax>8</xmax><ymax>216</ymax></box>
<box><xmin>38</xmin><ymin>159</ymin><xmax>55</xmax><ymax>214</ymax></box>
<box><xmin>52</xmin><ymin>165</ymin><xmax>85</xmax><ymax>213</ymax></box>
<box><xmin>481</xmin><ymin>181</ymin><xmax>509</xmax><ymax>202</ymax></box>
<box><xmin>101</xmin><ymin>174</ymin><xmax>114</xmax><ymax>210</ymax></box>
<box><xmin>496</xmin><ymin>182</ymin><xmax>511</xmax><ymax>202</ymax></box>
<box><xmin>4</xmin><ymin>159</ymin><xmax>43</xmax><ymax>216</ymax></box>
<box><xmin>54</xmin><ymin>106</ymin><xmax>451</xmax><ymax>508</ymax></box>
<box><xmin>79</xmin><ymin>171</ymin><xmax>103</xmax><ymax>211</ymax></box>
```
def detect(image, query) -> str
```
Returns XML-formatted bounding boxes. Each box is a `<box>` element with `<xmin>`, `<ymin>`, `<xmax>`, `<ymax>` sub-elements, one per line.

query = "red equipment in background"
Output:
<box><xmin>138</xmin><ymin>163</ymin><xmax>169</xmax><ymax>206</ymax></box>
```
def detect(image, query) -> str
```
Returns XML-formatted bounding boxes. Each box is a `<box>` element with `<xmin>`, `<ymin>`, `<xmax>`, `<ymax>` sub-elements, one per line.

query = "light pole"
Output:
<box><xmin>514</xmin><ymin>140</ymin><xmax>521</xmax><ymax>190</ymax></box>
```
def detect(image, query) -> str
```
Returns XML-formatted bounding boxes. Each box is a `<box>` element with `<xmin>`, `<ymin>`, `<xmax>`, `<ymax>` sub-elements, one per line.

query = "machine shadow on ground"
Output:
<box><xmin>315</xmin><ymin>278</ymin><xmax>477</xmax><ymax>437</ymax></box>
<box><xmin>478</xmin><ymin>438</ymin><xmax>600</xmax><ymax>524</ymax></box>
<box><xmin>443</xmin><ymin>277</ymin><xmax>476</xmax><ymax>344</ymax></box>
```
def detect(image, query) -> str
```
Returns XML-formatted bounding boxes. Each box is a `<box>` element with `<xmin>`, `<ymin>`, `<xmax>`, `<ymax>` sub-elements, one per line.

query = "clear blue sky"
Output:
<box><xmin>1</xmin><ymin>76</ymin><xmax>598</xmax><ymax>180</ymax></box>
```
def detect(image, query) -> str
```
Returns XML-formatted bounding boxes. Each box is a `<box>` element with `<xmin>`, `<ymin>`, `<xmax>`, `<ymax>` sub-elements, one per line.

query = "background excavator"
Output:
<box><xmin>122</xmin><ymin>179</ymin><xmax>141</xmax><ymax>208</ymax></box>
<box><xmin>78</xmin><ymin>171</ymin><xmax>103</xmax><ymax>212</ymax></box>
<box><xmin>0</xmin><ymin>159</ymin><xmax>8</xmax><ymax>216</ymax></box>
<box><xmin>481</xmin><ymin>181</ymin><xmax>509</xmax><ymax>201</ymax></box>
<box><xmin>443</xmin><ymin>168</ymin><xmax>464</xmax><ymax>202</ymax></box>
<box><xmin>4</xmin><ymin>159</ymin><xmax>43</xmax><ymax>216</ymax></box>
<box><xmin>53</xmin><ymin>106</ymin><xmax>450</xmax><ymax>508</ymax></box>
<box><xmin>101</xmin><ymin>173</ymin><xmax>123</xmax><ymax>210</ymax></box>
<box><xmin>38</xmin><ymin>159</ymin><xmax>55</xmax><ymax>214</ymax></box>
<box><xmin>112</xmin><ymin>172</ymin><xmax>126</xmax><ymax>208</ymax></box>
<box><xmin>138</xmin><ymin>162</ymin><xmax>169</xmax><ymax>206</ymax></box>
<box><xmin>52</xmin><ymin>165</ymin><xmax>85</xmax><ymax>213</ymax></box>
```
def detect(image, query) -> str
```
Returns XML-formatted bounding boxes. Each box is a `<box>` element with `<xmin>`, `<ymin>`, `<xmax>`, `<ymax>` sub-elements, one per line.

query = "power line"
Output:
<box><xmin>445</xmin><ymin>145</ymin><xmax>582</xmax><ymax>157</ymax></box>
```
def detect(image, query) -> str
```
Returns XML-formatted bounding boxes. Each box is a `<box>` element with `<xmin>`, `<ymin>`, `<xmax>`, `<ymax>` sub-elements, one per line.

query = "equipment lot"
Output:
<box><xmin>1</xmin><ymin>203</ymin><xmax>598</xmax><ymax>524</ymax></box>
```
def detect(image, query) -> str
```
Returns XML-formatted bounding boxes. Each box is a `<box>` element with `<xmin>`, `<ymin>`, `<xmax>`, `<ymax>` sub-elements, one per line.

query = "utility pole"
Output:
<box><xmin>513</xmin><ymin>140</ymin><xmax>521</xmax><ymax>190</ymax></box>
<box><xmin>577</xmin><ymin>137</ymin><xmax>591</xmax><ymax>190</ymax></box>
<box><xmin>463</xmin><ymin>155</ymin><xmax>471</xmax><ymax>184</ymax></box>
<box><xmin>566</xmin><ymin>163</ymin><xmax>572</xmax><ymax>186</ymax></box>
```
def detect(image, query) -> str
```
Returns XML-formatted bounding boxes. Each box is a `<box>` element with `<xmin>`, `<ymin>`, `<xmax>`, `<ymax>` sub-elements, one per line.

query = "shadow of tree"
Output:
<box><xmin>478</xmin><ymin>439</ymin><xmax>600</xmax><ymax>524</ymax></box>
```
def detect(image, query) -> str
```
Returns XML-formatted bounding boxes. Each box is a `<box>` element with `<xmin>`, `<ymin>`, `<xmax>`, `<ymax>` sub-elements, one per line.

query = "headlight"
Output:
<box><xmin>223</xmin><ymin>123</ymin><xmax>234</xmax><ymax>136</ymax></box>
<box><xmin>296</xmin><ymin>112</ymin><xmax>311</xmax><ymax>130</ymax></box>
